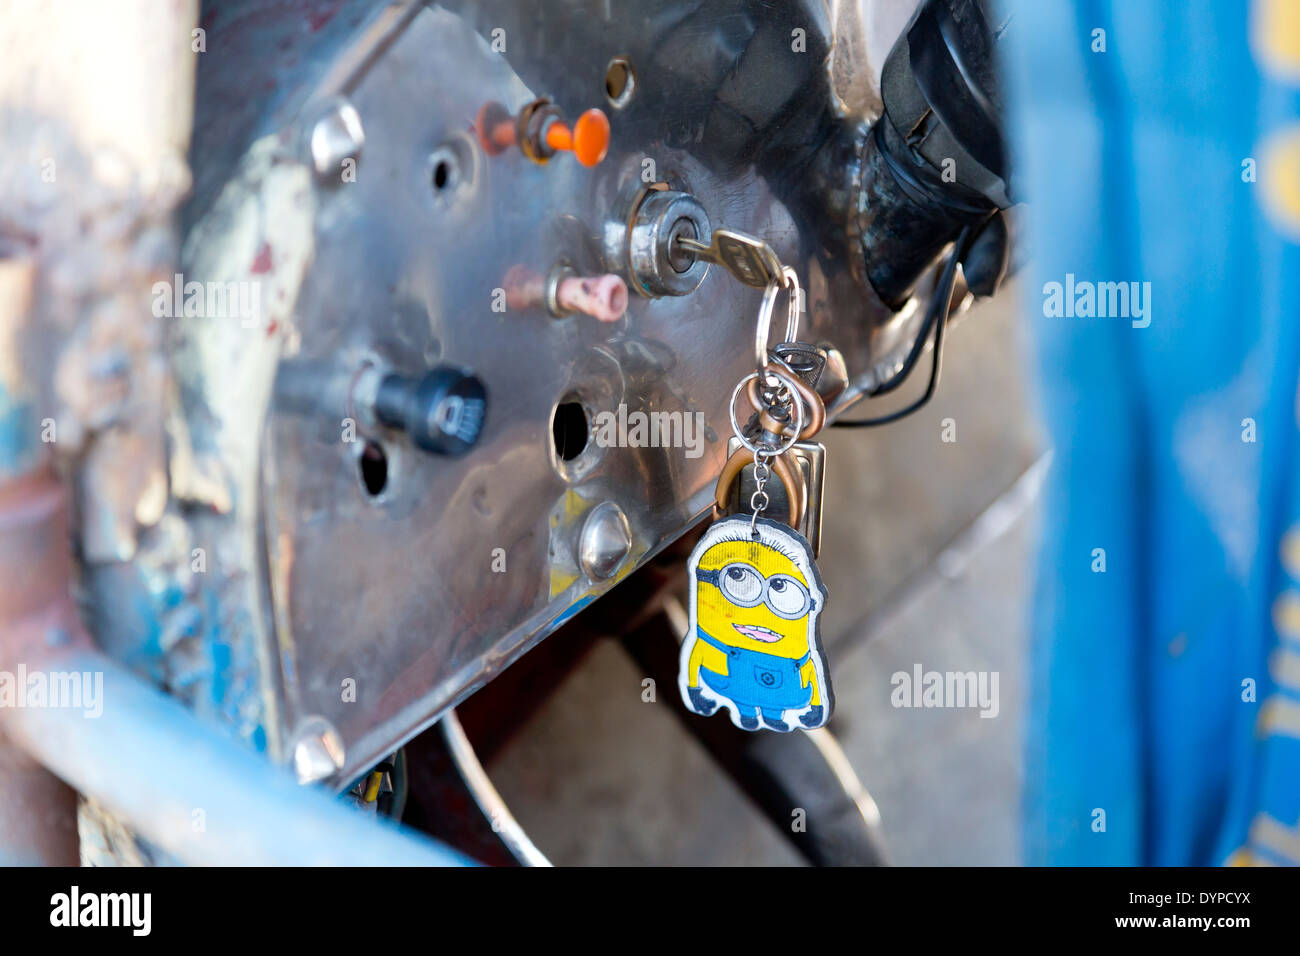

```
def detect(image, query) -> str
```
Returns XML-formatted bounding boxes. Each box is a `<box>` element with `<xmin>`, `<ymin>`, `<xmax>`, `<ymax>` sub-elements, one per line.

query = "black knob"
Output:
<box><xmin>373</xmin><ymin>366</ymin><xmax>487</xmax><ymax>457</ymax></box>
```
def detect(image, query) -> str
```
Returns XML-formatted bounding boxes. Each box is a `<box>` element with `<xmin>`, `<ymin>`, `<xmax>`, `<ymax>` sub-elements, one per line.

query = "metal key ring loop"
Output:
<box><xmin>712</xmin><ymin>444</ymin><xmax>806</xmax><ymax>529</ymax></box>
<box><xmin>747</xmin><ymin>355</ymin><xmax>826</xmax><ymax>440</ymax></box>
<box><xmin>728</xmin><ymin>367</ymin><xmax>805</xmax><ymax>457</ymax></box>
<box><xmin>753</xmin><ymin>267</ymin><xmax>802</xmax><ymax>375</ymax></box>
<box><xmin>779</xmin><ymin>265</ymin><xmax>801</xmax><ymax>343</ymax></box>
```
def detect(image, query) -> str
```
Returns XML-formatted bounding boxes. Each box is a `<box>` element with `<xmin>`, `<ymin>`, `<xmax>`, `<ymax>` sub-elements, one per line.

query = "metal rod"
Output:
<box><xmin>0</xmin><ymin>645</ymin><xmax>475</xmax><ymax>867</ymax></box>
<box><xmin>441</xmin><ymin>709</ymin><xmax>552</xmax><ymax>867</ymax></box>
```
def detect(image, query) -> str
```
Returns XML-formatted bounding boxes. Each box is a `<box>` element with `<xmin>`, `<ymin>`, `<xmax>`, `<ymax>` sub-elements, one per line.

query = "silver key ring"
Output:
<box><xmin>753</xmin><ymin>266</ymin><xmax>802</xmax><ymax>376</ymax></box>
<box><xmin>728</xmin><ymin>365</ymin><xmax>805</xmax><ymax>458</ymax></box>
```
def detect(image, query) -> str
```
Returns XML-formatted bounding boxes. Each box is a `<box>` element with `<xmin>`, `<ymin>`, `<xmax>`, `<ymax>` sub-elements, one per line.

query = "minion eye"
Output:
<box><xmin>766</xmin><ymin>574</ymin><xmax>810</xmax><ymax>618</ymax></box>
<box><xmin>720</xmin><ymin>564</ymin><xmax>763</xmax><ymax>605</ymax></box>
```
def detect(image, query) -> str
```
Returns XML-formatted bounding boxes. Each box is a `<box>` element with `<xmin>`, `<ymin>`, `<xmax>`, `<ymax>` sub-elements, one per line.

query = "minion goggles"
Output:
<box><xmin>695</xmin><ymin>562</ymin><xmax>817</xmax><ymax>619</ymax></box>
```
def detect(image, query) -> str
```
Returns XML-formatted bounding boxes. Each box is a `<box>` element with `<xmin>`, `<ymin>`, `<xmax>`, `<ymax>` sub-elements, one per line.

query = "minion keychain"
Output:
<box><xmin>679</xmin><ymin>266</ymin><xmax>834</xmax><ymax>732</ymax></box>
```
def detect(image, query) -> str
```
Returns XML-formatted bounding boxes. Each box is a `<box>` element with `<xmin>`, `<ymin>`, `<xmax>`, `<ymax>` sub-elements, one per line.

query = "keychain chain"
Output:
<box><xmin>749</xmin><ymin>446</ymin><xmax>774</xmax><ymax>535</ymax></box>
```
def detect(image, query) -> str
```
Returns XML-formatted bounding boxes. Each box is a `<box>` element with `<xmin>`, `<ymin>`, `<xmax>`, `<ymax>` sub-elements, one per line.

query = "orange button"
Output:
<box><xmin>572</xmin><ymin>109</ymin><xmax>610</xmax><ymax>166</ymax></box>
<box><xmin>545</xmin><ymin>109</ymin><xmax>610</xmax><ymax>167</ymax></box>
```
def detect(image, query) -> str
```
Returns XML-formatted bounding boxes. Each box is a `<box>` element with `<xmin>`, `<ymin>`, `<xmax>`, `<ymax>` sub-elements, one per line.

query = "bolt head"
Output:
<box><xmin>309</xmin><ymin>97</ymin><xmax>365</xmax><ymax>180</ymax></box>
<box><xmin>291</xmin><ymin>716</ymin><xmax>346</xmax><ymax>784</ymax></box>
<box><xmin>579</xmin><ymin>501</ymin><xmax>632</xmax><ymax>580</ymax></box>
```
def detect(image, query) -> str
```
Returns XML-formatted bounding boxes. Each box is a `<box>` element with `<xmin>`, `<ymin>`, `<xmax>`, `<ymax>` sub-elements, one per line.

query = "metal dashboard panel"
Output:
<box><xmin>191</xmin><ymin>1</ymin><xmax>908</xmax><ymax>782</ymax></box>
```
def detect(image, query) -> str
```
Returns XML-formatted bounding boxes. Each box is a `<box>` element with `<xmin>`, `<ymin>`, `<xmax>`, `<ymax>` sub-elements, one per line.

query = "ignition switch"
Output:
<box><xmin>624</xmin><ymin>186</ymin><xmax>711</xmax><ymax>297</ymax></box>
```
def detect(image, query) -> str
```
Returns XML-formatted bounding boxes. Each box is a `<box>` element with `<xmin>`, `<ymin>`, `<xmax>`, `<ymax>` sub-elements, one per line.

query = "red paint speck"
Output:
<box><xmin>307</xmin><ymin>0</ymin><xmax>346</xmax><ymax>32</ymax></box>
<box><xmin>251</xmin><ymin>242</ymin><xmax>273</xmax><ymax>274</ymax></box>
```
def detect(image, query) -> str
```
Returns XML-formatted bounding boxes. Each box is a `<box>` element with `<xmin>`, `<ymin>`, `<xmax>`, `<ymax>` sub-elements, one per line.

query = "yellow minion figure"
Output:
<box><xmin>679</xmin><ymin>515</ymin><xmax>832</xmax><ymax>731</ymax></box>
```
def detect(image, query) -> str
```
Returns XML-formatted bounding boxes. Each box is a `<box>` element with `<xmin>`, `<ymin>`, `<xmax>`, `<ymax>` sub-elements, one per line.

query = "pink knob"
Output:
<box><xmin>556</xmin><ymin>274</ymin><xmax>628</xmax><ymax>323</ymax></box>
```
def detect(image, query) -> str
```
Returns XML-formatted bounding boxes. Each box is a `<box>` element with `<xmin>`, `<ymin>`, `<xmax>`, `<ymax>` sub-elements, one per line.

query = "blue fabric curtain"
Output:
<box><xmin>1000</xmin><ymin>0</ymin><xmax>1300</xmax><ymax>864</ymax></box>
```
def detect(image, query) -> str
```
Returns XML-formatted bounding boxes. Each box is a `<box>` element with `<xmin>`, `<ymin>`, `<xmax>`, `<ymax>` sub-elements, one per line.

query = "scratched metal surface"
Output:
<box><xmin>175</xmin><ymin>0</ymin><xmax>926</xmax><ymax>782</ymax></box>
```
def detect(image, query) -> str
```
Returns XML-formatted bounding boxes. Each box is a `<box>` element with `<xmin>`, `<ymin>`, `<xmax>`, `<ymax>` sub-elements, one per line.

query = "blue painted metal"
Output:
<box><xmin>1</xmin><ymin>648</ymin><xmax>474</xmax><ymax>866</ymax></box>
<box><xmin>0</xmin><ymin>386</ymin><xmax>40</xmax><ymax>481</ymax></box>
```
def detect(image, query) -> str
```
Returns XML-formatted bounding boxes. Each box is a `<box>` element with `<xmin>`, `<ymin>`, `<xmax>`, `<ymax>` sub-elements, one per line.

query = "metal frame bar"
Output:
<box><xmin>1</xmin><ymin>643</ymin><xmax>474</xmax><ymax>866</ymax></box>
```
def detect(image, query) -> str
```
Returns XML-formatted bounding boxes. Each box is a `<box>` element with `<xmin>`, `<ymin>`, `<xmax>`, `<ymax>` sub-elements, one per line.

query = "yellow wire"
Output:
<box><xmin>363</xmin><ymin>771</ymin><xmax>383</xmax><ymax>803</ymax></box>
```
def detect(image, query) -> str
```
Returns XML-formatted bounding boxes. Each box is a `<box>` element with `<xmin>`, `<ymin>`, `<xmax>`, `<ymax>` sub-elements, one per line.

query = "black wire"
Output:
<box><xmin>872</xmin><ymin>121</ymin><xmax>992</xmax><ymax>217</ymax></box>
<box><xmin>387</xmin><ymin>748</ymin><xmax>408</xmax><ymax>822</ymax></box>
<box><xmin>833</xmin><ymin>223</ymin><xmax>977</xmax><ymax>428</ymax></box>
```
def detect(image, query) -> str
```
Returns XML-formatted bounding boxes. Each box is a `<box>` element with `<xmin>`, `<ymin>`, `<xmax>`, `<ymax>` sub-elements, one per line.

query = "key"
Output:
<box><xmin>674</xmin><ymin>227</ymin><xmax>784</xmax><ymax>288</ymax></box>
<box><xmin>770</xmin><ymin>342</ymin><xmax>828</xmax><ymax>390</ymax></box>
<box><xmin>768</xmin><ymin>343</ymin><xmax>849</xmax><ymax>407</ymax></box>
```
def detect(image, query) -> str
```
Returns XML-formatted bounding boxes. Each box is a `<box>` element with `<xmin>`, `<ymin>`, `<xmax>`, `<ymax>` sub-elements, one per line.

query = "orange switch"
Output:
<box><xmin>543</xmin><ymin>109</ymin><xmax>610</xmax><ymax>167</ymax></box>
<box><xmin>476</xmin><ymin>99</ymin><xmax>610</xmax><ymax>167</ymax></box>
